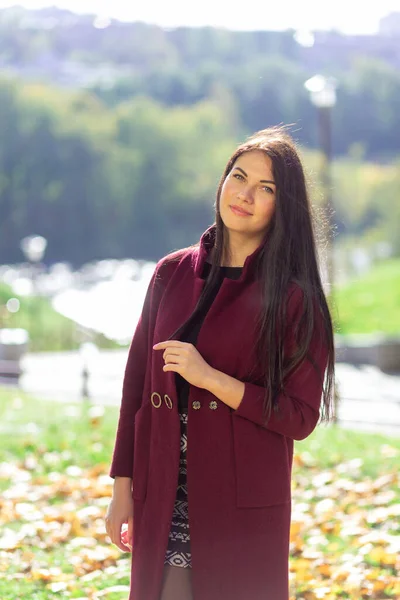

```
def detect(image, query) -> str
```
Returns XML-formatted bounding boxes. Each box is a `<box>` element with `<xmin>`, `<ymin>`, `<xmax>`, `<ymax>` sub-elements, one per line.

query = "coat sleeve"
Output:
<box><xmin>233</xmin><ymin>285</ymin><xmax>329</xmax><ymax>441</ymax></box>
<box><xmin>109</xmin><ymin>263</ymin><xmax>162</xmax><ymax>479</ymax></box>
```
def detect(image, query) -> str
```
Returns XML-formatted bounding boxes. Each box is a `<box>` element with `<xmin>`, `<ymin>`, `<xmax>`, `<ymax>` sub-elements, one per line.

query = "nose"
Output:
<box><xmin>237</xmin><ymin>188</ymin><xmax>253</xmax><ymax>204</ymax></box>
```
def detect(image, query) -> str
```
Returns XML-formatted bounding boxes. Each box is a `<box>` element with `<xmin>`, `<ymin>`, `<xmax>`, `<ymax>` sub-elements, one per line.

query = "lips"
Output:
<box><xmin>230</xmin><ymin>205</ymin><xmax>252</xmax><ymax>216</ymax></box>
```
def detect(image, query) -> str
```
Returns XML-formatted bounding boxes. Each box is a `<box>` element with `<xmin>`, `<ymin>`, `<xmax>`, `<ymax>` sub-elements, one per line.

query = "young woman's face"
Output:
<box><xmin>219</xmin><ymin>150</ymin><xmax>277</xmax><ymax>238</ymax></box>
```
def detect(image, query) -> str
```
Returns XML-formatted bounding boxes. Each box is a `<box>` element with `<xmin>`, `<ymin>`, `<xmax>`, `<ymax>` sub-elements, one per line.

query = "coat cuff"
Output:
<box><xmin>233</xmin><ymin>382</ymin><xmax>266</xmax><ymax>427</ymax></box>
<box><xmin>233</xmin><ymin>381</ymin><xmax>320</xmax><ymax>441</ymax></box>
<box><xmin>109</xmin><ymin>438</ymin><xmax>135</xmax><ymax>479</ymax></box>
<box><xmin>109</xmin><ymin>467</ymin><xmax>133</xmax><ymax>480</ymax></box>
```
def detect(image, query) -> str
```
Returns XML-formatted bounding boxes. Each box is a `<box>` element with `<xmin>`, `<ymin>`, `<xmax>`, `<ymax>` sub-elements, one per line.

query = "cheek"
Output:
<box><xmin>221</xmin><ymin>178</ymin><xmax>237</xmax><ymax>201</ymax></box>
<box><xmin>258</xmin><ymin>196</ymin><xmax>276</xmax><ymax>221</ymax></box>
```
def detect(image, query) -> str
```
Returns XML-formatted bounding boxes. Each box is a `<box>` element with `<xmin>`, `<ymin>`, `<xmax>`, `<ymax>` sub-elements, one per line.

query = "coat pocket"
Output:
<box><xmin>231</xmin><ymin>414</ymin><xmax>291</xmax><ymax>507</ymax></box>
<box><xmin>132</xmin><ymin>402</ymin><xmax>151</xmax><ymax>501</ymax></box>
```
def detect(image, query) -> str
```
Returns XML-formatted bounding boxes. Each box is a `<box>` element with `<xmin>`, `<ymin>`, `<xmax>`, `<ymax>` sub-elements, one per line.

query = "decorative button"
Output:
<box><xmin>192</xmin><ymin>400</ymin><xmax>201</xmax><ymax>410</ymax></box>
<box><xmin>151</xmin><ymin>392</ymin><xmax>162</xmax><ymax>409</ymax></box>
<box><xmin>164</xmin><ymin>394</ymin><xmax>173</xmax><ymax>409</ymax></box>
<box><xmin>209</xmin><ymin>400</ymin><xmax>218</xmax><ymax>410</ymax></box>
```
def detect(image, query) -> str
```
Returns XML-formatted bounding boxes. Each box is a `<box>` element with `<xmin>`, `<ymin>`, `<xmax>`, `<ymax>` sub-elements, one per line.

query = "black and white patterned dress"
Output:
<box><xmin>164</xmin><ymin>409</ymin><xmax>191</xmax><ymax>567</ymax></box>
<box><xmin>164</xmin><ymin>261</ymin><xmax>243</xmax><ymax>569</ymax></box>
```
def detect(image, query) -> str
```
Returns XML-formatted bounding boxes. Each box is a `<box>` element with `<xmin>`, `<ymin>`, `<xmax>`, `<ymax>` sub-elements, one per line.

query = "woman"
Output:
<box><xmin>105</xmin><ymin>126</ymin><xmax>335</xmax><ymax>600</ymax></box>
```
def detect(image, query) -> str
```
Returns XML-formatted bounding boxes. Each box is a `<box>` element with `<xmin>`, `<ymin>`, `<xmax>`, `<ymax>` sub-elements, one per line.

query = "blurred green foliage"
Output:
<box><xmin>0</xmin><ymin>80</ymin><xmax>235</xmax><ymax>265</ymax></box>
<box><xmin>0</xmin><ymin>76</ymin><xmax>399</xmax><ymax>268</ymax></box>
<box><xmin>0</xmin><ymin>282</ymin><xmax>119</xmax><ymax>351</ymax></box>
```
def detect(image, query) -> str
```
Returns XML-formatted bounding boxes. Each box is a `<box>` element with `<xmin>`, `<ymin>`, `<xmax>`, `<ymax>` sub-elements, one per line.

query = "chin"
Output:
<box><xmin>223</xmin><ymin>221</ymin><xmax>251</xmax><ymax>238</ymax></box>
<box><xmin>220</xmin><ymin>209</ymin><xmax>248</xmax><ymax>231</ymax></box>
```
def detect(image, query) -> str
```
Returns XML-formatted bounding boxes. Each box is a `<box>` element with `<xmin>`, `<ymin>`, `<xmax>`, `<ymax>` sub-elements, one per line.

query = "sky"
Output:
<box><xmin>0</xmin><ymin>0</ymin><xmax>399</xmax><ymax>34</ymax></box>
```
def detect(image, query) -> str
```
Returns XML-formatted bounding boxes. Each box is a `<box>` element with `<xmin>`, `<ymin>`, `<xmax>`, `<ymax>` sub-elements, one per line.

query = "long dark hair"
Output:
<box><xmin>170</xmin><ymin>125</ymin><xmax>335</xmax><ymax>426</ymax></box>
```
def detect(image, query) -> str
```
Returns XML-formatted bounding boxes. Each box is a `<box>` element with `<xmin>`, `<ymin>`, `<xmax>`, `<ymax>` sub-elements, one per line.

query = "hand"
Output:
<box><xmin>105</xmin><ymin>488</ymin><xmax>134</xmax><ymax>553</ymax></box>
<box><xmin>121</xmin><ymin>526</ymin><xmax>133</xmax><ymax>552</ymax></box>
<box><xmin>153</xmin><ymin>340</ymin><xmax>213</xmax><ymax>389</ymax></box>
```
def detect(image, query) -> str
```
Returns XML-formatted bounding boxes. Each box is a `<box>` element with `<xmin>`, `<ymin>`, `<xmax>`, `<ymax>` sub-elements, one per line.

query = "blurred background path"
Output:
<box><xmin>5</xmin><ymin>350</ymin><xmax>398</xmax><ymax>437</ymax></box>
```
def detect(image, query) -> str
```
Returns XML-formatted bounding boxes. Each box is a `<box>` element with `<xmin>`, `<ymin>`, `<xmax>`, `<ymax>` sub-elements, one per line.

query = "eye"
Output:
<box><xmin>233</xmin><ymin>173</ymin><xmax>245</xmax><ymax>181</ymax></box>
<box><xmin>262</xmin><ymin>185</ymin><xmax>274</xmax><ymax>194</ymax></box>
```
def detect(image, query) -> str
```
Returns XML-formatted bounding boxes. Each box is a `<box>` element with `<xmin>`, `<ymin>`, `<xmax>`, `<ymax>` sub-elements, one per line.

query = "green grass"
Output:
<box><xmin>0</xmin><ymin>388</ymin><xmax>118</xmax><ymax>474</ymax></box>
<box><xmin>297</xmin><ymin>420</ymin><xmax>400</xmax><ymax>478</ymax></box>
<box><xmin>0</xmin><ymin>387</ymin><xmax>399</xmax><ymax>599</ymax></box>
<box><xmin>334</xmin><ymin>258</ymin><xmax>400</xmax><ymax>334</ymax></box>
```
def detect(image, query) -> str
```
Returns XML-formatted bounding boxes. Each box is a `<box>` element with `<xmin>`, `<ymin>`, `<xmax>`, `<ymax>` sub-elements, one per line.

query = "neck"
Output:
<box><xmin>221</xmin><ymin>230</ymin><xmax>264</xmax><ymax>267</ymax></box>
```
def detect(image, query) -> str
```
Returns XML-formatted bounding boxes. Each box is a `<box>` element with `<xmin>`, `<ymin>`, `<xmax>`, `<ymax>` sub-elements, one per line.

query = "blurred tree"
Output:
<box><xmin>0</xmin><ymin>73</ymin><xmax>399</xmax><ymax>267</ymax></box>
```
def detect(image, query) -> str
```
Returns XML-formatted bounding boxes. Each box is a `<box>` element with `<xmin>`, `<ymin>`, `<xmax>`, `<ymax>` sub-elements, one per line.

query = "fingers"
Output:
<box><xmin>106</xmin><ymin>521</ymin><xmax>131</xmax><ymax>553</ymax></box>
<box><xmin>154</xmin><ymin>340</ymin><xmax>188</xmax><ymax>349</ymax></box>
<box><xmin>163</xmin><ymin>349</ymin><xmax>181</xmax><ymax>356</ymax></box>
<box><xmin>164</xmin><ymin>353</ymin><xmax>181</xmax><ymax>364</ymax></box>
<box><xmin>121</xmin><ymin>529</ymin><xmax>132</xmax><ymax>552</ymax></box>
<box><xmin>163</xmin><ymin>364</ymin><xmax>179</xmax><ymax>373</ymax></box>
<box><xmin>117</xmin><ymin>538</ymin><xmax>131</xmax><ymax>552</ymax></box>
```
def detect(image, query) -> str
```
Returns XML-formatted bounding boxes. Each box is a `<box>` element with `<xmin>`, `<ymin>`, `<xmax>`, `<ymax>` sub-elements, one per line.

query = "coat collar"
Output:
<box><xmin>193</xmin><ymin>223</ymin><xmax>265</xmax><ymax>283</ymax></box>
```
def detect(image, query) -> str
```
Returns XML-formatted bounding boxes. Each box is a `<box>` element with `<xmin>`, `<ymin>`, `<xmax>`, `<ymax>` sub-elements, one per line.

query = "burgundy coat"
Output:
<box><xmin>109</xmin><ymin>224</ymin><xmax>328</xmax><ymax>600</ymax></box>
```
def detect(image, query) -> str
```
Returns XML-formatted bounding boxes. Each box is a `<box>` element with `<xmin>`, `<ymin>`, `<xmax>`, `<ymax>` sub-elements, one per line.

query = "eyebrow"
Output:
<box><xmin>234</xmin><ymin>166</ymin><xmax>276</xmax><ymax>186</ymax></box>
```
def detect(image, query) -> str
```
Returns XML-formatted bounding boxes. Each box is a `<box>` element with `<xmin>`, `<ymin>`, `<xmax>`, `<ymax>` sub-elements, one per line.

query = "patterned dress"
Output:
<box><xmin>164</xmin><ymin>261</ymin><xmax>243</xmax><ymax>568</ymax></box>
<box><xmin>163</xmin><ymin>409</ymin><xmax>191</xmax><ymax>567</ymax></box>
